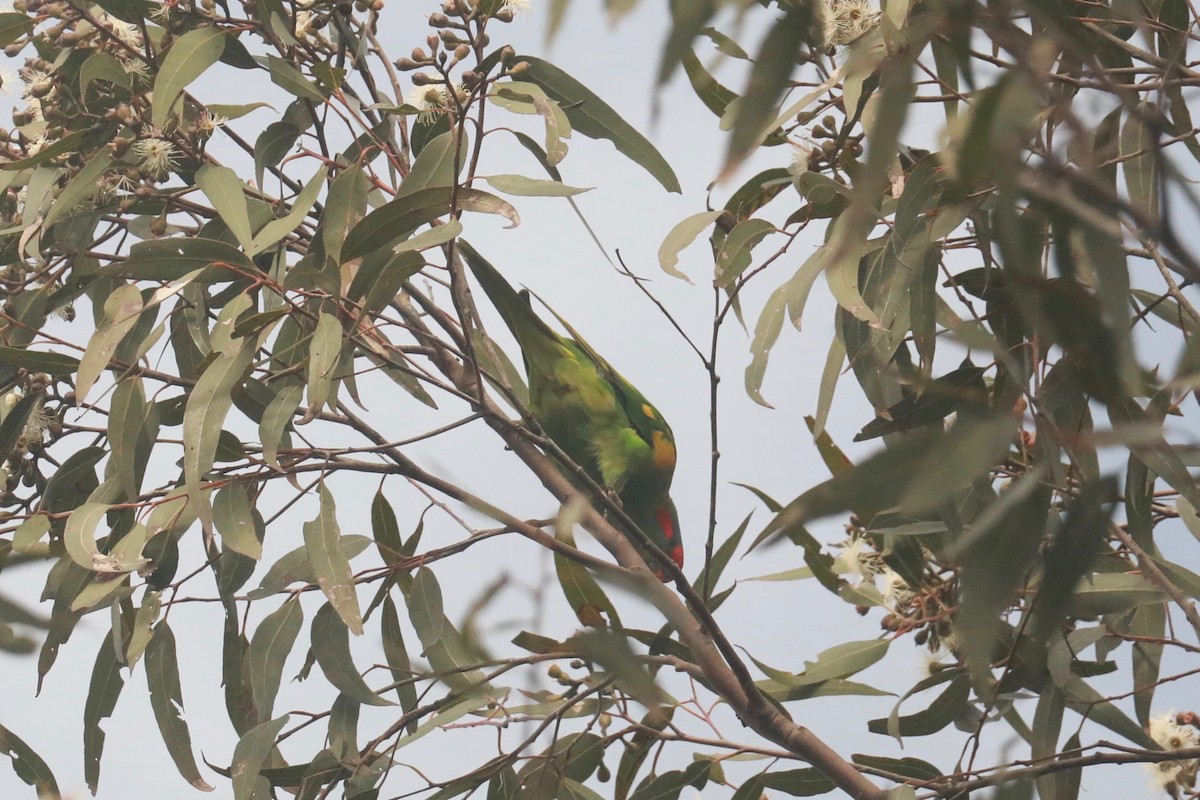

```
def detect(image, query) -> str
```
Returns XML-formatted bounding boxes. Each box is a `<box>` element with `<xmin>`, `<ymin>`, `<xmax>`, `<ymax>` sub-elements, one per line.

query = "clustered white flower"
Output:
<box><xmin>1145</xmin><ymin>712</ymin><xmax>1199</xmax><ymax>793</ymax></box>
<box><xmin>132</xmin><ymin>136</ymin><xmax>180</xmax><ymax>179</ymax></box>
<box><xmin>834</xmin><ymin>535</ymin><xmax>915</xmax><ymax>611</ymax></box>
<box><xmin>819</xmin><ymin>0</ymin><xmax>881</xmax><ymax>48</ymax></box>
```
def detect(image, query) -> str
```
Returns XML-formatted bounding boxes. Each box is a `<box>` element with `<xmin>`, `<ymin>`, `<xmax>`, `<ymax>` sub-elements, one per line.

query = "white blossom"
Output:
<box><xmin>105</xmin><ymin>14</ymin><xmax>145</xmax><ymax>49</ymax></box>
<box><xmin>406</xmin><ymin>84</ymin><xmax>450</xmax><ymax>123</ymax></box>
<box><xmin>1146</xmin><ymin>760</ymin><xmax>1184</xmax><ymax>791</ymax></box>
<box><xmin>1150</xmin><ymin>713</ymin><xmax>1198</xmax><ymax>751</ymax></box>
<box><xmin>133</xmin><ymin>136</ymin><xmax>180</xmax><ymax>179</ymax></box>
<box><xmin>787</xmin><ymin>139</ymin><xmax>815</xmax><ymax>179</ymax></box>
<box><xmin>820</xmin><ymin>0</ymin><xmax>881</xmax><ymax>48</ymax></box>
<box><xmin>879</xmin><ymin>568</ymin><xmax>914</xmax><ymax>609</ymax></box>
<box><xmin>20</xmin><ymin>67</ymin><xmax>54</xmax><ymax>100</ymax></box>
<box><xmin>295</xmin><ymin>10</ymin><xmax>315</xmax><ymax>39</ymax></box>
<box><xmin>833</xmin><ymin>536</ymin><xmax>878</xmax><ymax>583</ymax></box>
<box><xmin>198</xmin><ymin>111</ymin><xmax>228</xmax><ymax>136</ymax></box>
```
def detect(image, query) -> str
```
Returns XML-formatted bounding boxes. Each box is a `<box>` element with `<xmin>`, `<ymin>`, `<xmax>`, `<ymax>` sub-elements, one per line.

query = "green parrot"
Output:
<box><xmin>458</xmin><ymin>241</ymin><xmax>683</xmax><ymax>579</ymax></box>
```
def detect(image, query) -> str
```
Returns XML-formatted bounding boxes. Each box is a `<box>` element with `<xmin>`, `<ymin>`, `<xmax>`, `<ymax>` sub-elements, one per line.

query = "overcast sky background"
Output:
<box><xmin>0</xmin><ymin>1</ymin><xmax>1194</xmax><ymax>797</ymax></box>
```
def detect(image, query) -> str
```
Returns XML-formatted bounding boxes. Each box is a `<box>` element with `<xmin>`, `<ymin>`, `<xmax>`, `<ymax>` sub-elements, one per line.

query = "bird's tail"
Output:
<box><xmin>458</xmin><ymin>240</ymin><xmax>558</xmax><ymax>359</ymax></box>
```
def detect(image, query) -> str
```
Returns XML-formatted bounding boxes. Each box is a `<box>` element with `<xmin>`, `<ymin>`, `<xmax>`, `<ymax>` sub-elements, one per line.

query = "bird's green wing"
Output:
<box><xmin>535</xmin><ymin>295</ymin><xmax>677</xmax><ymax>485</ymax></box>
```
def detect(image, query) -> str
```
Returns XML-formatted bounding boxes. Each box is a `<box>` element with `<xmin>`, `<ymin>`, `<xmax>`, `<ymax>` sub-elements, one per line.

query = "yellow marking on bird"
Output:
<box><xmin>651</xmin><ymin>431</ymin><xmax>676</xmax><ymax>470</ymax></box>
<box><xmin>641</xmin><ymin>403</ymin><xmax>657</xmax><ymax>420</ymax></box>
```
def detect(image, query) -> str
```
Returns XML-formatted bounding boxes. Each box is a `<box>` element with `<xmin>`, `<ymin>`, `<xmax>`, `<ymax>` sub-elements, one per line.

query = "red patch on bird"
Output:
<box><xmin>656</xmin><ymin>507</ymin><xmax>684</xmax><ymax>568</ymax></box>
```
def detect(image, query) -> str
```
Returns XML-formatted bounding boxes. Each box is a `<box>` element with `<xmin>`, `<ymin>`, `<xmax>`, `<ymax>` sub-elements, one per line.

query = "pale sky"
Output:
<box><xmin>0</xmin><ymin>2</ymin><xmax>1193</xmax><ymax>798</ymax></box>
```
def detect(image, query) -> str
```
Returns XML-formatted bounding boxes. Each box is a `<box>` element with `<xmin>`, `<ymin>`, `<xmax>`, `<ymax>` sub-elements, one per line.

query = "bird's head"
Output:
<box><xmin>626</xmin><ymin>497</ymin><xmax>683</xmax><ymax>582</ymax></box>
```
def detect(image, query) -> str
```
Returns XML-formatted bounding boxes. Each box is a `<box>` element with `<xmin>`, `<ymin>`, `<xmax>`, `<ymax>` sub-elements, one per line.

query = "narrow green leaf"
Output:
<box><xmin>76</xmin><ymin>284</ymin><xmax>143</xmax><ymax>402</ymax></box>
<box><xmin>83</xmin><ymin>638</ymin><xmax>125</xmax><ymax>793</ymax></box>
<box><xmin>0</xmin><ymin>345</ymin><xmax>79</xmax><ymax>374</ymax></box>
<box><xmin>152</xmin><ymin>28</ymin><xmax>226</xmax><ymax>129</ymax></box>
<box><xmin>715</xmin><ymin>218</ymin><xmax>775</xmax><ymax>287</ymax></box>
<box><xmin>396</xmin><ymin>129</ymin><xmax>468</xmax><ymax>197</ymax></box>
<box><xmin>513</xmin><ymin>56</ymin><xmax>680</xmax><ymax>193</ymax></box>
<box><xmin>343</xmin><ymin>186</ymin><xmax>519</xmax><ymax>260</ymax></box>
<box><xmin>658</xmin><ymin>211</ymin><xmax>722</xmax><ymax>281</ymax></box>
<box><xmin>394</xmin><ymin>219</ymin><xmax>462</xmax><ymax>254</ymax></box>
<box><xmin>0</xmin><ymin>722</ymin><xmax>61</xmax><ymax>800</ymax></box>
<box><xmin>230</xmin><ymin>716</ymin><xmax>289</xmax><ymax>800</ymax></box>
<box><xmin>183</xmin><ymin>330</ymin><xmax>253</xmax><ymax>536</ymax></box>
<box><xmin>306</xmin><ymin>312</ymin><xmax>341</xmax><ymax>412</ymax></box>
<box><xmin>246</xmin><ymin>598</ymin><xmax>303</xmax><ymax>723</ymax></box>
<box><xmin>484</xmin><ymin>174</ymin><xmax>591</xmax><ymax>197</ymax></box>
<box><xmin>213</xmin><ymin>482</ymin><xmax>261</xmax><ymax>559</ymax></box>
<box><xmin>851</xmin><ymin>754</ymin><xmax>941</xmax><ymax>781</ymax></box>
<box><xmin>868</xmin><ymin>674</ymin><xmax>969</xmax><ymax>739</ymax></box>
<box><xmin>44</xmin><ymin>153</ymin><xmax>113</xmax><ymax>230</ymax></box>
<box><xmin>795</xmin><ymin>639</ymin><xmax>889</xmax><ymax>686</ymax></box>
<box><xmin>196</xmin><ymin>164</ymin><xmax>253</xmax><ymax>250</ymax></box>
<box><xmin>268</xmin><ymin>55</ymin><xmax>326</xmax><ymax>103</ymax></box>
<box><xmin>258</xmin><ymin>381</ymin><xmax>303</xmax><ymax>470</ymax></box>
<box><xmin>554</xmin><ymin>523</ymin><xmax>622</xmax><ymax>628</ymax></box>
<box><xmin>0</xmin><ymin>12</ymin><xmax>34</xmax><ymax>47</ymax></box>
<box><xmin>381</xmin><ymin>594</ymin><xmax>419</xmax><ymax>730</ymax></box>
<box><xmin>1129</xmin><ymin>602</ymin><xmax>1165</xmax><ymax>726</ymax></box>
<box><xmin>63</xmin><ymin>503</ymin><xmax>111</xmax><ymax>571</ymax></box>
<box><xmin>1120</xmin><ymin>104</ymin><xmax>1159</xmax><ymax>221</ymax></box>
<box><xmin>759</xmin><ymin>767</ymin><xmax>836</xmax><ymax>797</ymax></box>
<box><xmin>304</xmin><ymin>483</ymin><xmax>363</xmax><ymax>634</ymax></box>
<box><xmin>145</xmin><ymin>622</ymin><xmax>211</xmax><ymax>790</ymax></box>
<box><xmin>249</xmin><ymin>535</ymin><xmax>371</xmax><ymax>598</ymax></box>
<box><xmin>112</xmin><ymin>237</ymin><xmax>257</xmax><ymax>282</ymax></box>
<box><xmin>322</xmin><ymin>165</ymin><xmax>369</xmax><ymax>265</ymax></box>
<box><xmin>254</xmin><ymin>122</ymin><xmax>300</xmax><ymax>188</ymax></box>
<box><xmin>311</xmin><ymin>602</ymin><xmax>390</xmax><ymax>705</ymax></box>
<box><xmin>745</xmin><ymin>249</ymin><xmax>824</xmax><ymax>405</ymax></box>
<box><xmin>249</xmin><ymin>165</ymin><xmax>328</xmax><ymax>256</ymax></box>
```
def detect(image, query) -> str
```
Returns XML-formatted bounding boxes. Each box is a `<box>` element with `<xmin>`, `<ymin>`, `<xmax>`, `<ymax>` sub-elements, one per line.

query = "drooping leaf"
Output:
<box><xmin>311</xmin><ymin>601</ymin><xmax>390</xmax><ymax>706</ymax></box>
<box><xmin>83</xmin><ymin>637</ymin><xmax>126</xmax><ymax>793</ymax></box>
<box><xmin>512</xmin><ymin>56</ymin><xmax>680</xmax><ymax>193</ymax></box>
<box><xmin>230</xmin><ymin>716</ymin><xmax>289</xmax><ymax>800</ymax></box>
<box><xmin>0</xmin><ymin>722</ymin><xmax>60</xmax><ymax>800</ymax></box>
<box><xmin>196</xmin><ymin>164</ymin><xmax>253</xmax><ymax>250</ymax></box>
<box><xmin>145</xmin><ymin>622</ymin><xmax>212</xmax><ymax>790</ymax></box>
<box><xmin>658</xmin><ymin>210</ymin><xmax>722</xmax><ymax>281</ymax></box>
<box><xmin>246</xmin><ymin>597</ymin><xmax>303</xmax><ymax>723</ymax></box>
<box><xmin>343</xmin><ymin>186</ymin><xmax>519</xmax><ymax>260</ymax></box>
<box><xmin>152</xmin><ymin>28</ymin><xmax>227</xmax><ymax>129</ymax></box>
<box><xmin>76</xmin><ymin>284</ymin><xmax>143</xmax><ymax>402</ymax></box>
<box><xmin>304</xmin><ymin>483</ymin><xmax>363</xmax><ymax>634</ymax></box>
<box><xmin>484</xmin><ymin>174</ymin><xmax>592</xmax><ymax>197</ymax></box>
<box><xmin>183</xmin><ymin>310</ymin><xmax>254</xmax><ymax>536</ymax></box>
